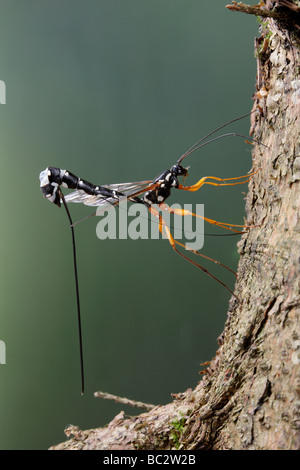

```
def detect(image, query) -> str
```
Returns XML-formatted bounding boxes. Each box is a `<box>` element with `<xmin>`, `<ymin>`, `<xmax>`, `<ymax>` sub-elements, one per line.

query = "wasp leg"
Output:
<box><xmin>172</xmin><ymin>239</ymin><xmax>237</xmax><ymax>277</ymax></box>
<box><xmin>158</xmin><ymin>203</ymin><xmax>254</xmax><ymax>233</ymax></box>
<box><xmin>178</xmin><ymin>169</ymin><xmax>260</xmax><ymax>192</ymax></box>
<box><xmin>148</xmin><ymin>205</ymin><xmax>239</xmax><ymax>301</ymax></box>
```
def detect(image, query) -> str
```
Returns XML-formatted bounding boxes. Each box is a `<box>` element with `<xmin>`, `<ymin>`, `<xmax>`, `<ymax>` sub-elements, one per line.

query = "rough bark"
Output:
<box><xmin>50</xmin><ymin>2</ymin><xmax>300</xmax><ymax>450</ymax></box>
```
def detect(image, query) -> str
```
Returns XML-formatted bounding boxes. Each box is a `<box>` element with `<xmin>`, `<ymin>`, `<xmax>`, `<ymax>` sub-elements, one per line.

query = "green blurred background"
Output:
<box><xmin>0</xmin><ymin>1</ymin><xmax>259</xmax><ymax>449</ymax></box>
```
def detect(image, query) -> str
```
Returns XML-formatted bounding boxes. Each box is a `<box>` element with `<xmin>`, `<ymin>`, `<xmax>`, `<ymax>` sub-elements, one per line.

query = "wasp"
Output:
<box><xmin>39</xmin><ymin>111</ymin><xmax>263</xmax><ymax>394</ymax></box>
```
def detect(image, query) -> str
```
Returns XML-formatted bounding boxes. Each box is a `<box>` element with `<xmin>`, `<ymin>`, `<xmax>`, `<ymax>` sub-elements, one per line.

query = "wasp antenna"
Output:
<box><xmin>177</xmin><ymin>110</ymin><xmax>265</xmax><ymax>164</ymax></box>
<box><xmin>178</xmin><ymin>132</ymin><xmax>268</xmax><ymax>164</ymax></box>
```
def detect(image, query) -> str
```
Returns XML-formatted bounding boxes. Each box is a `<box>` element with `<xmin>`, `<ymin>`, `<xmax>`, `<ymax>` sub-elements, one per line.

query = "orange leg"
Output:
<box><xmin>177</xmin><ymin>169</ymin><xmax>260</xmax><ymax>192</ymax></box>
<box><xmin>148</xmin><ymin>205</ymin><xmax>239</xmax><ymax>300</ymax></box>
<box><xmin>173</xmin><ymin>239</ymin><xmax>237</xmax><ymax>277</ymax></box>
<box><xmin>158</xmin><ymin>203</ymin><xmax>255</xmax><ymax>233</ymax></box>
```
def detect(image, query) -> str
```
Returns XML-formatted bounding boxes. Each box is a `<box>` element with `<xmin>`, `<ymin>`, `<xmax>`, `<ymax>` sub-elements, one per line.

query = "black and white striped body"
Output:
<box><xmin>39</xmin><ymin>167</ymin><xmax>131</xmax><ymax>208</ymax></box>
<box><xmin>39</xmin><ymin>163</ymin><xmax>188</xmax><ymax>210</ymax></box>
<box><xmin>142</xmin><ymin>163</ymin><xmax>188</xmax><ymax>206</ymax></box>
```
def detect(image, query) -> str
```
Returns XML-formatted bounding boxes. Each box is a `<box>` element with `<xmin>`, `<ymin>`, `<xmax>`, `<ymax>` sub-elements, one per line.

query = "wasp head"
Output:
<box><xmin>170</xmin><ymin>163</ymin><xmax>188</xmax><ymax>178</ymax></box>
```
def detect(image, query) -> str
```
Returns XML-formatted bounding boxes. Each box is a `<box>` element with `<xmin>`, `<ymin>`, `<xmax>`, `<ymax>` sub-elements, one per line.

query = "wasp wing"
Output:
<box><xmin>102</xmin><ymin>180</ymin><xmax>153</xmax><ymax>193</ymax></box>
<box><xmin>64</xmin><ymin>180</ymin><xmax>154</xmax><ymax>208</ymax></box>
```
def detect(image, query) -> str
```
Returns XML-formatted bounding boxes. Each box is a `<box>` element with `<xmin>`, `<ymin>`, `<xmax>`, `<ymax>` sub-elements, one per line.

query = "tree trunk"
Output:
<box><xmin>50</xmin><ymin>2</ymin><xmax>300</xmax><ymax>450</ymax></box>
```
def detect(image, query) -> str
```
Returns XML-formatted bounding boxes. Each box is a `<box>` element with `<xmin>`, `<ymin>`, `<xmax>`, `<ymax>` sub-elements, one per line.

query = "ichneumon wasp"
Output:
<box><xmin>39</xmin><ymin>111</ymin><xmax>265</xmax><ymax>394</ymax></box>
